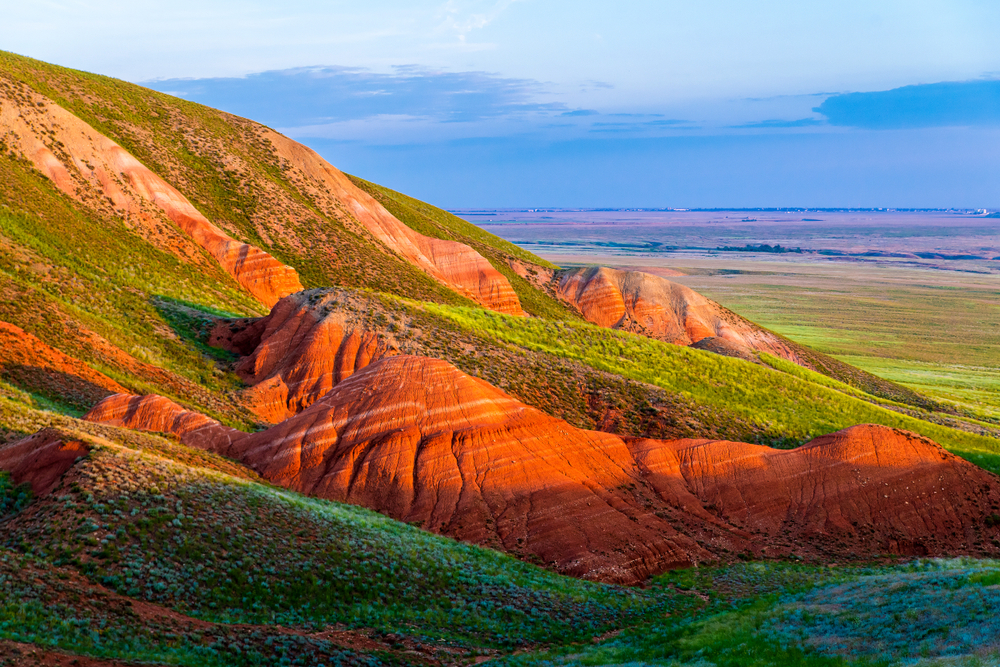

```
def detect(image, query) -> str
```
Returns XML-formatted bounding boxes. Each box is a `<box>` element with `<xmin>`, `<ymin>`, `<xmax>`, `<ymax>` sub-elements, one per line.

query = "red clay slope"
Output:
<box><xmin>265</xmin><ymin>131</ymin><xmax>523</xmax><ymax>315</ymax></box>
<box><xmin>556</xmin><ymin>266</ymin><xmax>801</xmax><ymax>360</ymax></box>
<box><xmin>82</xmin><ymin>356</ymin><xmax>1000</xmax><ymax>584</ymax></box>
<box><xmin>0</xmin><ymin>429</ymin><xmax>89</xmax><ymax>496</ymax></box>
<box><xmin>0</xmin><ymin>83</ymin><xmax>302</xmax><ymax>307</ymax></box>
<box><xmin>208</xmin><ymin>290</ymin><xmax>398</xmax><ymax>423</ymax></box>
<box><xmin>0</xmin><ymin>320</ymin><xmax>129</xmax><ymax>407</ymax></box>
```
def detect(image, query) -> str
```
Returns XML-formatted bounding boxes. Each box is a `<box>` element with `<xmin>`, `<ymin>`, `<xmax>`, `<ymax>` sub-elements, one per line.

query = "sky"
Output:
<box><xmin>3</xmin><ymin>0</ymin><xmax>1000</xmax><ymax>207</ymax></box>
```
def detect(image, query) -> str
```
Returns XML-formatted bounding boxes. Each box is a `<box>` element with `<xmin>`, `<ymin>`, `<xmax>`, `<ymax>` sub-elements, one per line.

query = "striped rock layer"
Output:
<box><xmin>556</xmin><ymin>266</ymin><xmax>802</xmax><ymax>360</ymax></box>
<box><xmin>81</xmin><ymin>356</ymin><xmax>1000</xmax><ymax>584</ymax></box>
<box><xmin>209</xmin><ymin>290</ymin><xmax>398</xmax><ymax>423</ymax></box>
<box><xmin>265</xmin><ymin>131</ymin><xmax>523</xmax><ymax>315</ymax></box>
<box><xmin>0</xmin><ymin>83</ymin><xmax>302</xmax><ymax>307</ymax></box>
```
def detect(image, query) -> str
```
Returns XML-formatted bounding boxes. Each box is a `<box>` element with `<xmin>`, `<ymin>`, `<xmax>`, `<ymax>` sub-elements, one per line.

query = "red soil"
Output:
<box><xmin>82</xmin><ymin>394</ymin><xmax>239</xmax><ymax>455</ymax></box>
<box><xmin>0</xmin><ymin>430</ymin><xmax>88</xmax><ymax>495</ymax></box>
<box><xmin>0</xmin><ymin>321</ymin><xmax>128</xmax><ymax>406</ymax></box>
<box><xmin>0</xmin><ymin>88</ymin><xmax>302</xmax><ymax>307</ymax></box>
<box><xmin>556</xmin><ymin>267</ymin><xmax>802</xmax><ymax>360</ymax></box>
<box><xmin>208</xmin><ymin>291</ymin><xmax>398</xmax><ymax>423</ymax></box>
<box><xmin>82</xmin><ymin>356</ymin><xmax>1000</xmax><ymax>584</ymax></box>
<box><xmin>265</xmin><ymin>131</ymin><xmax>523</xmax><ymax>315</ymax></box>
<box><xmin>0</xmin><ymin>640</ymin><xmax>143</xmax><ymax>666</ymax></box>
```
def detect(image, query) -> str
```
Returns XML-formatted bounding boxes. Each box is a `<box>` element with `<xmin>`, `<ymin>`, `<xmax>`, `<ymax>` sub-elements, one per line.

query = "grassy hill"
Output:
<box><xmin>1</xmin><ymin>48</ymin><xmax>997</xmax><ymax>468</ymax></box>
<box><xmin>2</xmin><ymin>49</ymin><xmax>1000</xmax><ymax>666</ymax></box>
<box><xmin>0</xmin><ymin>415</ymin><xmax>669</xmax><ymax>657</ymax></box>
<box><xmin>4</xmin><ymin>414</ymin><xmax>1000</xmax><ymax>667</ymax></box>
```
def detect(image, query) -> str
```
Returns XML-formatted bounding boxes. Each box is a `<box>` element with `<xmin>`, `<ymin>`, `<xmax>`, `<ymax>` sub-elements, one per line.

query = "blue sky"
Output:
<box><xmin>4</xmin><ymin>0</ymin><xmax>999</xmax><ymax>207</ymax></box>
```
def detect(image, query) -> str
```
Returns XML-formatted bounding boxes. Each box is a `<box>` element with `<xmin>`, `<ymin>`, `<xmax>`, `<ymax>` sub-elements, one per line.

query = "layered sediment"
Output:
<box><xmin>0</xmin><ymin>84</ymin><xmax>302</xmax><ymax>306</ymax></box>
<box><xmin>556</xmin><ymin>267</ymin><xmax>802</xmax><ymax>360</ymax></box>
<box><xmin>80</xmin><ymin>356</ymin><xmax>1000</xmax><ymax>583</ymax></box>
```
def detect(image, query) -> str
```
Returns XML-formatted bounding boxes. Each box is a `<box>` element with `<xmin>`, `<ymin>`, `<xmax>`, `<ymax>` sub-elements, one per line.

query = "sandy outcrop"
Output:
<box><xmin>208</xmin><ymin>291</ymin><xmax>398</xmax><ymax>423</ymax></box>
<box><xmin>0</xmin><ymin>321</ymin><xmax>129</xmax><ymax>407</ymax></box>
<box><xmin>0</xmin><ymin>430</ymin><xmax>89</xmax><ymax>496</ymax></box>
<box><xmin>556</xmin><ymin>267</ymin><xmax>802</xmax><ymax>360</ymax></box>
<box><xmin>264</xmin><ymin>131</ymin><xmax>522</xmax><ymax>315</ymax></box>
<box><xmin>83</xmin><ymin>356</ymin><xmax>1000</xmax><ymax>584</ymax></box>
<box><xmin>0</xmin><ymin>83</ymin><xmax>302</xmax><ymax>307</ymax></box>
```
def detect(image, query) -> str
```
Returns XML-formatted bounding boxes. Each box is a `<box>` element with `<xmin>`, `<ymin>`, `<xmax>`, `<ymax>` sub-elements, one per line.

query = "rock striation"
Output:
<box><xmin>82</xmin><ymin>394</ymin><xmax>240</xmax><ymax>454</ymax></box>
<box><xmin>82</xmin><ymin>356</ymin><xmax>1000</xmax><ymax>584</ymax></box>
<box><xmin>0</xmin><ymin>84</ymin><xmax>302</xmax><ymax>306</ymax></box>
<box><xmin>208</xmin><ymin>291</ymin><xmax>398</xmax><ymax>423</ymax></box>
<box><xmin>265</xmin><ymin>131</ymin><xmax>523</xmax><ymax>315</ymax></box>
<box><xmin>556</xmin><ymin>267</ymin><xmax>802</xmax><ymax>360</ymax></box>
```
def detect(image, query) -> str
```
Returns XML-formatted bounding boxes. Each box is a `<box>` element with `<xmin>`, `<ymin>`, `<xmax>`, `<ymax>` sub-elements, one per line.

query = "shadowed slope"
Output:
<box><xmin>83</xmin><ymin>357</ymin><xmax>1000</xmax><ymax>584</ymax></box>
<box><xmin>0</xmin><ymin>321</ymin><xmax>128</xmax><ymax>409</ymax></box>
<box><xmin>0</xmin><ymin>79</ymin><xmax>302</xmax><ymax>307</ymax></box>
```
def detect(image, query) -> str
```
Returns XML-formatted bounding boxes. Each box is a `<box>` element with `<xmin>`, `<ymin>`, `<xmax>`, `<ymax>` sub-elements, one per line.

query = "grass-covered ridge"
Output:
<box><xmin>0</xmin><ymin>161</ymin><xmax>260</xmax><ymax>427</ymax></box>
<box><xmin>0</xmin><ymin>50</ymin><xmax>492</xmax><ymax>309</ymax></box>
<box><xmin>417</xmin><ymin>301</ymin><xmax>1000</xmax><ymax>472</ymax></box>
<box><xmin>4</xmin><ymin>431</ymin><xmax>663</xmax><ymax>651</ymax></box>
<box><xmin>349</xmin><ymin>175</ymin><xmax>583</xmax><ymax>321</ymax></box>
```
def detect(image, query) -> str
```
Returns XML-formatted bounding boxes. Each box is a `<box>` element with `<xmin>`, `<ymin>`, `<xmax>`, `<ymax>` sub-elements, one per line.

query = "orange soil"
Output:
<box><xmin>208</xmin><ymin>291</ymin><xmax>398</xmax><ymax>423</ymax></box>
<box><xmin>265</xmin><ymin>131</ymin><xmax>523</xmax><ymax>315</ymax></box>
<box><xmin>0</xmin><ymin>85</ymin><xmax>302</xmax><ymax>307</ymax></box>
<box><xmin>81</xmin><ymin>356</ymin><xmax>1000</xmax><ymax>584</ymax></box>
<box><xmin>556</xmin><ymin>266</ymin><xmax>802</xmax><ymax>360</ymax></box>
<box><xmin>0</xmin><ymin>320</ymin><xmax>128</xmax><ymax>406</ymax></box>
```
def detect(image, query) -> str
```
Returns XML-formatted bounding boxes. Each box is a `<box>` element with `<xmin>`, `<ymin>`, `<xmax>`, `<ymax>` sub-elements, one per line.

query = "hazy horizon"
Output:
<box><xmin>5</xmin><ymin>1</ymin><xmax>998</xmax><ymax>208</ymax></box>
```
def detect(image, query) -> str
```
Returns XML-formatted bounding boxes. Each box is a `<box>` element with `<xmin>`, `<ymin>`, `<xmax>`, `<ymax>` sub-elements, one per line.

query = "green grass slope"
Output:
<box><xmin>505</xmin><ymin>559</ymin><xmax>1000</xmax><ymax>667</ymax></box>
<box><xmin>0</xmin><ymin>160</ymin><xmax>259</xmax><ymax>427</ymax></box>
<box><xmin>0</xmin><ymin>50</ymin><xmax>481</xmax><ymax>308</ymax></box>
<box><xmin>1</xmin><ymin>420</ymin><xmax>665</xmax><ymax>653</ymax></box>
<box><xmin>348</xmin><ymin>175</ymin><xmax>581</xmax><ymax>321</ymax></box>
<box><xmin>415</xmin><ymin>302</ymin><xmax>1000</xmax><ymax>473</ymax></box>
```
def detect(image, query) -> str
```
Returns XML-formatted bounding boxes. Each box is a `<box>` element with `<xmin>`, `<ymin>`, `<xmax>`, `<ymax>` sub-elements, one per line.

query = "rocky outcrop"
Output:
<box><xmin>208</xmin><ymin>291</ymin><xmax>398</xmax><ymax>423</ymax></box>
<box><xmin>81</xmin><ymin>394</ymin><xmax>241</xmax><ymax>454</ymax></box>
<box><xmin>0</xmin><ymin>83</ymin><xmax>302</xmax><ymax>306</ymax></box>
<box><xmin>265</xmin><ymin>131</ymin><xmax>523</xmax><ymax>315</ymax></box>
<box><xmin>83</xmin><ymin>356</ymin><xmax>1000</xmax><ymax>584</ymax></box>
<box><xmin>0</xmin><ymin>320</ymin><xmax>129</xmax><ymax>408</ymax></box>
<box><xmin>556</xmin><ymin>267</ymin><xmax>802</xmax><ymax>360</ymax></box>
<box><xmin>0</xmin><ymin>430</ymin><xmax>89</xmax><ymax>495</ymax></box>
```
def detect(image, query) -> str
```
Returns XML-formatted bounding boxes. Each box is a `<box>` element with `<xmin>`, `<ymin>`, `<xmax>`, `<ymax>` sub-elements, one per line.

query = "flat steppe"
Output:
<box><xmin>462</xmin><ymin>210</ymin><xmax>1000</xmax><ymax>423</ymax></box>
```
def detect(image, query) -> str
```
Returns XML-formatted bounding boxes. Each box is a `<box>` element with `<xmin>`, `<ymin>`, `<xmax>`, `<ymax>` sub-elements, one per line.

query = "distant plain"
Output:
<box><xmin>459</xmin><ymin>210</ymin><xmax>1000</xmax><ymax>424</ymax></box>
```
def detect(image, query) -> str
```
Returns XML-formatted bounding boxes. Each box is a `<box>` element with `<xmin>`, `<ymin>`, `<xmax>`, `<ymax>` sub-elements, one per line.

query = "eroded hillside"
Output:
<box><xmin>2</xmin><ymin>49</ymin><xmax>1000</xmax><ymax>667</ymax></box>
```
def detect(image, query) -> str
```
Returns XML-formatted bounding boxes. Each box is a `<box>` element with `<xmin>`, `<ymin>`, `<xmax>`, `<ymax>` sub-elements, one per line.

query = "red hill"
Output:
<box><xmin>81</xmin><ymin>356</ymin><xmax>1000</xmax><ymax>584</ymax></box>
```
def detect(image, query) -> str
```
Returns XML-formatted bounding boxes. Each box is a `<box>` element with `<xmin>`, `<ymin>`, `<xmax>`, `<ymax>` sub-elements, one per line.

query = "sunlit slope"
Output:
<box><xmin>349</xmin><ymin>175</ymin><xmax>581</xmax><ymax>320</ymax></box>
<box><xmin>0</xmin><ymin>416</ymin><xmax>659</xmax><ymax>650</ymax></box>
<box><xmin>0</xmin><ymin>50</ymin><xmax>499</xmax><ymax>307</ymax></box>
<box><xmin>417</xmin><ymin>302</ymin><xmax>1000</xmax><ymax>473</ymax></box>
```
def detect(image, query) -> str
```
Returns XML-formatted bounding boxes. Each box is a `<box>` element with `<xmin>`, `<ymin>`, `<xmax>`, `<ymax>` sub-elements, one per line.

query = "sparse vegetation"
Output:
<box><xmin>505</xmin><ymin>559</ymin><xmax>1000</xmax><ymax>666</ymax></box>
<box><xmin>4</xmin><ymin>437</ymin><xmax>667</xmax><ymax>652</ymax></box>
